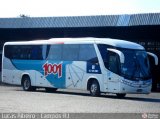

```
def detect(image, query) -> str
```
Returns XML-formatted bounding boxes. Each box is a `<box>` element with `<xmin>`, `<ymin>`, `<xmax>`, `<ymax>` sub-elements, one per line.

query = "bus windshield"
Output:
<box><xmin>98</xmin><ymin>44</ymin><xmax>151</xmax><ymax>80</ymax></box>
<box><xmin>120</xmin><ymin>50</ymin><xmax>151</xmax><ymax>80</ymax></box>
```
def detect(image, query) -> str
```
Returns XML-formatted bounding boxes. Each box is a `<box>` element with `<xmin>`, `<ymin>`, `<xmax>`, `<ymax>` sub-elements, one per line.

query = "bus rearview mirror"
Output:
<box><xmin>107</xmin><ymin>48</ymin><xmax>125</xmax><ymax>64</ymax></box>
<box><xmin>147</xmin><ymin>52</ymin><xmax>158</xmax><ymax>65</ymax></box>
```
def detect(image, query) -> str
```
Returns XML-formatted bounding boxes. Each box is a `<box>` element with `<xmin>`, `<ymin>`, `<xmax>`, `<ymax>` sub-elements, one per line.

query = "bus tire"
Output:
<box><xmin>45</xmin><ymin>88</ymin><xmax>58</xmax><ymax>92</ymax></box>
<box><xmin>116</xmin><ymin>93</ymin><xmax>126</xmax><ymax>98</ymax></box>
<box><xmin>22</xmin><ymin>76</ymin><xmax>33</xmax><ymax>91</ymax></box>
<box><xmin>89</xmin><ymin>80</ymin><xmax>100</xmax><ymax>97</ymax></box>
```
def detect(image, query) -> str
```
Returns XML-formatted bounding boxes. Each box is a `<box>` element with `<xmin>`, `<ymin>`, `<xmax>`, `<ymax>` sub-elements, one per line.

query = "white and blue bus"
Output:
<box><xmin>2</xmin><ymin>38</ymin><xmax>158</xmax><ymax>97</ymax></box>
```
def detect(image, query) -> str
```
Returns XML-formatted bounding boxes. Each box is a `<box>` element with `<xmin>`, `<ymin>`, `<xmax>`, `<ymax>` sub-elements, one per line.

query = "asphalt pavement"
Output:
<box><xmin>0</xmin><ymin>84</ymin><xmax>160</xmax><ymax>113</ymax></box>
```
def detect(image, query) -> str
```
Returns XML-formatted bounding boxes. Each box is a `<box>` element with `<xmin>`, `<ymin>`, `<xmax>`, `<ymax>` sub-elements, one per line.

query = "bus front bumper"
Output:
<box><xmin>119</xmin><ymin>79</ymin><xmax>152</xmax><ymax>94</ymax></box>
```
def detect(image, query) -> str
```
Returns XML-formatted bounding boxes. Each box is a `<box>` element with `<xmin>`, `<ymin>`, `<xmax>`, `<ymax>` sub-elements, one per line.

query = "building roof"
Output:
<box><xmin>0</xmin><ymin>13</ymin><xmax>160</xmax><ymax>28</ymax></box>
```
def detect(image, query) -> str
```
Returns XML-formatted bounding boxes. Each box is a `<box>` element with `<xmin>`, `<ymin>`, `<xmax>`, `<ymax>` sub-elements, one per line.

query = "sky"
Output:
<box><xmin>0</xmin><ymin>0</ymin><xmax>160</xmax><ymax>18</ymax></box>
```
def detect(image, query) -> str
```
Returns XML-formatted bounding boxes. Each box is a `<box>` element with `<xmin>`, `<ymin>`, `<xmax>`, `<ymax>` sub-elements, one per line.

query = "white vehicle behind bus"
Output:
<box><xmin>2</xmin><ymin>38</ymin><xmax>158</xmax><ymax>98</ymax></box>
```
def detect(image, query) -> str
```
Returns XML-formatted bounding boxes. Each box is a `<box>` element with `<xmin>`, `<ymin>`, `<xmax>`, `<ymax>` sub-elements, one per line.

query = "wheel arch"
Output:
<box><xmin>21</xmin><ymin>73</ymin><xmax>30</xmax><ymax>85</ymax></box>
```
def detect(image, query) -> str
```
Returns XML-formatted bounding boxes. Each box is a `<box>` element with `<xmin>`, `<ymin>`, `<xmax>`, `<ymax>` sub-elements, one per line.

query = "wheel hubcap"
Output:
<box><xmin>91</xmin><ymin>84</ymin><xmax>97</xmax><ymax>93</ymax></box>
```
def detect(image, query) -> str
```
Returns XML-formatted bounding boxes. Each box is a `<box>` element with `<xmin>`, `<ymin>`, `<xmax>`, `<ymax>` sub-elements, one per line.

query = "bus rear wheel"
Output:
<box><xmin>116</xmin><ymin>93</ymin><xmax>126</xmax><ymax>98</ymax></box>
<box><xmin>22</xmin><ymin>76</ymin><xmax>34</xmax><ymax>91</ymax></box>
<box><xmin>89</xmin><ymin>80</ymin><xmax>100</xmax><ymax>97</ymax></box>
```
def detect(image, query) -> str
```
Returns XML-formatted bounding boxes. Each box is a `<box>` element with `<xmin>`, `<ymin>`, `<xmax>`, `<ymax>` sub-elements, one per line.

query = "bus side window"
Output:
<box><xmin>30</xmin><ymin>45</ymin><xmax>43</xmax><ymax>60</ymax></box>
<box><xmin>79</xmin><ymin>44</ymin><xmax>97</xmax><ymax>61</ymax></box>
<box><xmin>31</xmin><ymin>46</ymin><xmax>38</xmax><ymax>59</ymax></box>
<box><xmin>42</xmin><ymin>45</ymin><xmax>47</xmax><ymax>60</ymax></box>
<box><xmin>6</xmin><ymin>45</ymin><xmax>20</xmax><ymax>59</ymax></box>
<box><xmin>62</xmin><ymin>44</ymin><xmax>79</xmax><ymax>61</ymax></box>
<box><xmin>47</xmin><ymin>45</ymin><xmax>62</xmax><ymax>60</ymax></box>
<box><xmin>4</xmin><ymin>45</ymin><xmax>12</xmax><ymax>59</ymax></box>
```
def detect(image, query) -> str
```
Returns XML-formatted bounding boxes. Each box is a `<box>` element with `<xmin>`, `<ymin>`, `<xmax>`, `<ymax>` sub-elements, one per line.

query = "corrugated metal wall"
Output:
<box><xmin>0</xmin><ymin>13</ymin><xmax>159</xmax><ymax>28</ymax></box>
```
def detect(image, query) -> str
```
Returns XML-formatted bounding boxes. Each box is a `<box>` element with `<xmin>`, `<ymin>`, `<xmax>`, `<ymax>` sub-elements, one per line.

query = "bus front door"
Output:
<box><xmin>107</xmin><ymin>51</ymin><xmax>120</xmax><ymax>92</ymax></box>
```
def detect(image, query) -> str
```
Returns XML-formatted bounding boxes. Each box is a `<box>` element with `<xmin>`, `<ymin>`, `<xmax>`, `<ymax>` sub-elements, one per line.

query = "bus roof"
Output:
<box><xmin>4</xmin><ymin>37</ymin><xmax>144</xmax><ymax>50</ymax></box>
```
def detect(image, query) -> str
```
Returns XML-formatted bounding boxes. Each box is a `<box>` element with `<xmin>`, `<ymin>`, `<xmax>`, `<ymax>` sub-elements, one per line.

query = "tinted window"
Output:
<box><xmin>30</xmin><ymin>45</ymin><xmax>43</xmax><ymax>60</ymax></box>
<box><xmin>98</xmin><ymin>44</ymin><xmax>120</xmax><ymax>74</ymax></box>
<box><xmin>107</xmin><ymin>51</ymin><xmax>120</xmax><ymax>74</ymax></box>
<box><xmin>62</xmin><ymin>44</ymin><xmax>79</xmax><ymax>60</ymax></box>
<box><xmin>97</xmin><ymin>44</ymin><xmax>108</xmax><ymax>62</ymax></box>
<box><xmin>46</xmin><ymin>44</ymin><xmax>97</xmax><ymax>61</ymax></box>
<box><xmin>79</xmin><ymin>44</ymin><xmax>97</xmax><ymax>61</ymax></box>
<box><xmin>47</xmin><ymin>45</ymin><xmax>62</xmax><ymax>60</ymax></box>
<box><xmin>4</xmin><ymin>45</ymin><xmax>43</xmax><ymax>60</ymax></box>
<box><xmin>4</xmin><ymin>45</ymin><xmax>14</xmax><ymax>59</ymax></box>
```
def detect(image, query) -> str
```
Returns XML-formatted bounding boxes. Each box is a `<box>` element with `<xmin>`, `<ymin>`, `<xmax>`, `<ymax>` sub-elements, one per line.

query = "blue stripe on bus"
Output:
<box><xmin>11</xmin><ymin>60</ymin><xmax>72</xmax><ymax>88</ymax></box>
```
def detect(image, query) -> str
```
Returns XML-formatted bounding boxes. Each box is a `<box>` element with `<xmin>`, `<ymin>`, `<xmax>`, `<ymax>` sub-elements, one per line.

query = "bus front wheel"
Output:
<box><xmin>89</xmin><ymin>80</ymin><xmax>100</xmax><ymax>97</ymax></box>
